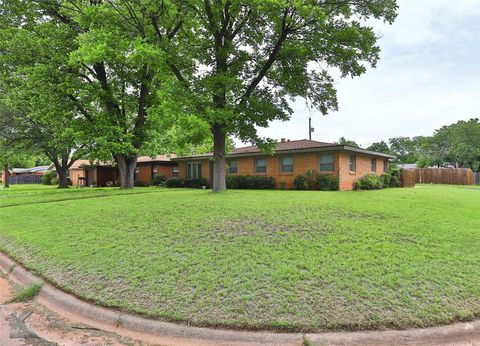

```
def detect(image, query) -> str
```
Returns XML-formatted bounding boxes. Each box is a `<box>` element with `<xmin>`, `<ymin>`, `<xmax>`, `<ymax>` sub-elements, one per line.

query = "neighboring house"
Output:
<box><xmin>2</xmin><ymin>165</ymin><xmax>52</xmax><ymax>185</ymax></box>
<box><xmin>175</xmin><ymin>139</ymin><xmax>395</xmax><ymax>191</ymax></box>
<box><xmin>10</xmin><ymin>165</ymin><xmax>51</xmax><ymax>175</ymax></box>
<box><xmin>69</xmin><ymin>155</ymin><xmax>178</xmax><ymax>187</ymax></box>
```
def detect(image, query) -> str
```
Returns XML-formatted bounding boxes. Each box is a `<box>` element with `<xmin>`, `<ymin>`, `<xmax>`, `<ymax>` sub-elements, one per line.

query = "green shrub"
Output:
<box><xmin>226</xmin><ymin>175</ymin><xmax>275</xmax><ymax>189</ymax></box>
<box><xmin>316</xmin><ymin>174</ymin><xmax>339</xmax><ymax>191</ymax></box>
<box><xmin>165</xmin><ymin>177</ymin><xmax>207</xmax><ymax>188</ymax></box>
<box><xmin>165</xmin><ymin>177</ymin><xmax>184</xmax><ymax>188</ymax></box>
<box><xmin>354</xmin><ymin>174</ymin><xmax>383</xmax><ymax>190</ymax></box>
<box><xmin>41</xmin><ymin>170</ymin><xmax>56</xmax><ymax>185</ymax></box>
<box><xmin>185</xmin><ymin>178</ymin><xmax>207</xmax><ymax>188</ymax></box>
<box><xmin>293</xmin><ymin>170</ymin><xmax>316</xmax><ymax>190</ymax></box>
<box><xmin>293</xmin><ymin>170</ymin><xmax>338</xmax><ymax>191</ymax></box>
<box><xmin>380</xmin><ymin>165</ymin><xmax>401</xmax><ymax>188</ymax></box>
<box><xmin>152</xmin><ymin>175</ymin><xmax>167</xmax><ymax>186</ymax></box>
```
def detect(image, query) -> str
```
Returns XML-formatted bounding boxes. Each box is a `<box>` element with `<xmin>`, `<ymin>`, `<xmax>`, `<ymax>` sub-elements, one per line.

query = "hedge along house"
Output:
<box><xmin>69</xmin><ymin>155</ymin><xmax>178</xmax><ymax>187</ymax></box>
<box><xmin>175</xmin><ymin>139</ymin><xmax>395</xmax><ymax>191</ymax></box>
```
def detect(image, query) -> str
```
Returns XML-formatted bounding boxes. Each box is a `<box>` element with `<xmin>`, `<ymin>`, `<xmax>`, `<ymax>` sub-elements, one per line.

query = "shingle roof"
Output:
<box><xmin>136</xmin><ymin>154</ymin><xmax>176</xmax><ymax>163</ymax></box>
<box><xmin>176</xmin><ymin>139</ymin><xmax>396</xmax><ymax>160</ymax></box>
<box><xmin>69</xmin><ymin>155</ymin><xmax>176</xmax><ymax>169</ymax></box>
<box><xmin>232</xmin><ymin>139</ymin><xmax>334</xmax><ymax>154</ymax></box>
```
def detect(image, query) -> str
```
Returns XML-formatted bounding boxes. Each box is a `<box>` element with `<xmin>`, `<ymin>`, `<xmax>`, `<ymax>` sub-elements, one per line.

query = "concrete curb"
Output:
<box><xmin>1</xmin><ymin>252</ymin><xmax>479</xmax><ymax>346</ymax></box>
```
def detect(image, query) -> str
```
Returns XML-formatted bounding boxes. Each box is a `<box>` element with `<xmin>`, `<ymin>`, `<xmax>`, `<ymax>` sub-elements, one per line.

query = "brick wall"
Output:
<box><xmin>137</xmin><ymin>165</ymin><xmax>151</xmax><ymax>185</ymax></box>
<box><xmin>178</xmin><ymin>160</ymin><xmax>211</xmax><ymax>184</ymax></box>
<box><xmin>179</xmin><ymin>153</ymin><xmax>340</xmax><ymax>189</ymax></box>
<box><xmin>178</xmin><ymin>151</ymin><xmax>389</xmax><ymax>191</ymax></box>
<box><xmin>136</xmin><ymin>163</ymin><xmax>176</xmax><ymax>185</ymax></box>
<box><xmin>338</xmin><ymin>152</ymin><xmax>387</xmax><ymax>190</ymax></box>
<box><xmin>69</xmin><ymin>169</ymin><xmax>84</xmax><ymax>187</ymax></box>
<box><xmin>227</xmin><ymin>152</ymin><xmax>340</xmax><ymax>189</ymax></box>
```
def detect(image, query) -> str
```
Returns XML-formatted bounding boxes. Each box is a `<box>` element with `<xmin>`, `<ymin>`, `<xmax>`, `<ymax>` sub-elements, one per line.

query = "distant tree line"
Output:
<box><xmin>337</xmin><ymin>118</ymin><xmax>480</xmax><ymax>171</ymax></box>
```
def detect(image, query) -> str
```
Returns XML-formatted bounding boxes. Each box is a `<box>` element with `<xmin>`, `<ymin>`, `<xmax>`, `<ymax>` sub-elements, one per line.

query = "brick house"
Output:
<box><xmin>175</xmin><ymin>139</ymin><xmax>395</xmax><ymax>191</ymax></box>
<box><xmin>69</xmin><ymin>155</ymin><xmax>178</xmax><ymax>187</ymax></box>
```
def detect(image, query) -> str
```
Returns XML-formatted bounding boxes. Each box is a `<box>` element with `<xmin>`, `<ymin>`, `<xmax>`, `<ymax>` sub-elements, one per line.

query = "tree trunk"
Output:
<box><xmin>57</xmin><ymin>166</ymin><xmax>69</xmax><ymax>188</ymax></box>
<box><xmin>212</xmin><ymin>124</ymin><xmax>226</xmax><ymax>192</ymax></box>
<box><xmin>115</xmin><ymin>154</ymin><xmax>138</xmax><ymax>189</ymax></box>
<box><xmin>51</xmin><ymin>158</ymin><xmax>70</xmax><ymax>189</ymax></box>
<box><xmin>3</xmin><ymin>163</ymin><xmax>9</xmax><ymax>188</ymax></box>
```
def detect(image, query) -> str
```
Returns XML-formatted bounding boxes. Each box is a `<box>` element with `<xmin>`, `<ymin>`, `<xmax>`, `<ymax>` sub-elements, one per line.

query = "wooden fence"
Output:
<box><xmin>8</xmin><ymin>174</ymin><xmax>43</xmax><ymax>184</ymax></box>
<box><xmin>416</xmin><ymin>168</ymin><xmax>474</xmax><ymax>185</ymax></box>
<box><xmin>474</xmin><ymin>172</ymin><xmax>480</xmax><ymax>185</ymax></box>
<box><xmin>400</xmin><ymin>169</ymin><xmax>416</xmax><ymax>188</ymax></box>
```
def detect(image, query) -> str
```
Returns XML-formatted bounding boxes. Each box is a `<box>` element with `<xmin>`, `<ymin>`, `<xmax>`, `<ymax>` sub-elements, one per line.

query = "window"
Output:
<box><xmin>187</xmin><ymin>163</ymin><xmax>202</xmax><ymax>179</ymax></box>
<box><xmin>173</xmin><ymin>165</ymin><xmax>179</xmax><ymax>177</ymax></box>
<box><xmin>371</xmin><ymin>158</ymin><xmax>377</xmax><ymax>173</ymax></box>
<box><xmin>228</xmin><ymin>160</ymin><xmax>238</xmax><ymax>174</ymax></box>
<box><xmin>255</xmin><ymin>159</ymin><xmax>267</xmax><ymax>173</ymax></box>
<box><xmin>319</xmin><ymin>154</ymin><xmax>335</xmax><ymax>172</ymax></box>
<box><xmin>383</xmin><ymin>159</ymin><xmax>389</xmax><ymax>173</ymax></box>
<box><xmin>349</xmin><ymin>155</ymin><xmax>356</xmax><ymax>172</ymax></box>
<box><xmin>280</xmin><ymin>156</ymin><xmax>293</xmax><ymax>173</ymax></box>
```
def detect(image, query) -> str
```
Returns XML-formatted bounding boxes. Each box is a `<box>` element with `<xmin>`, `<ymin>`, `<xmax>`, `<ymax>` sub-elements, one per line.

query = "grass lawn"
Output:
<box><xmin>0</xmin><ymin>184</ymin><xmax>479</xmax><ymax>332</ymax></box>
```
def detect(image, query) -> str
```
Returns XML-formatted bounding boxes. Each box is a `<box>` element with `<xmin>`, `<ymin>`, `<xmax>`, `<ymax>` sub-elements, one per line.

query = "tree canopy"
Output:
<box><xmin>367</xmin><ymin>141</ymin><xmax>391</xmax><ymax>154</ymax></box>
<box><xmin>388</xmin><ymin>136</ymin><xmax>425</xmax><ymax>164</ymax></box>
<box><xmin>418</xmin><ymin>118</ymin><xmax>480</xmax><ymax>171</ymax></box>
<box><xmin>336</xmin><ymin>137</ymin><xmax>360</xmax><ymax>148</ymax></box>
<box><xmin>160</xmin><ymin>0</ymin><xmax>398</xmax><ymax>191</ymax></box>
<box><xmin>1</xmin><ymin>0</ymin><xmax>398</xmax><ymax>190</ymax></box>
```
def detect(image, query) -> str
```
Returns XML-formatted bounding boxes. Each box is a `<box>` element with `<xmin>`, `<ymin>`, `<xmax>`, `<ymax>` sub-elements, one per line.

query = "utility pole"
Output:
<box><xmin>309</xmin><ymin>117</ymin><xmax>314</xmax><ymax>140</ymax></box>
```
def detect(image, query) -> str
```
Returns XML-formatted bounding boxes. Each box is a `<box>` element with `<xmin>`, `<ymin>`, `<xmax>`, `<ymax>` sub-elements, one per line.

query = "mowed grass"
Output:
<box><xmin>0</xmin><ymin>184</ymin><xmax>159</xmax><ymax>207</ymax></box>
<box><xmin>0</xmin><ymin>184</ymin><xmax>479</xmax><ymax>332</ymax></box>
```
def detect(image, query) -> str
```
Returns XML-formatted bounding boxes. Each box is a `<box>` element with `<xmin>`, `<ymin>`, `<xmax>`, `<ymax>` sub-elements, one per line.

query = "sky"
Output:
<box><xmin>252</xmin><ymin>0</ymin><xmax>480</xmax><ymax>148</ymax></box>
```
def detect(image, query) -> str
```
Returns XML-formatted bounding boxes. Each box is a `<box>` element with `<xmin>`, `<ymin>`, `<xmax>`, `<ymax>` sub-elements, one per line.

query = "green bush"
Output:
<box><xmin>165</xmin><ymin>177</ymin><xmax>207</xmax><ymax>188</ymax></box>
<box><xmin>293</xmin><ymin>170</ymin><xmax>338</xmax><ymax>191</ymax></box>
<box><xmin>380</xmin><ymin>165</ymin><xmax>401</xmax><ymax>188</ymax></box>
<box><xmin>226</xmin><ymin>175</ymin><xmax>275</xmax><ymax>189</ymax></box>
<box><xmin>41</xmin><ymin>171</ymin><xmax>56</xmax><ymax>185</ymax></box>
<box><xmin>293</xmin><ymin>170</ymin><xmax>316</xmax><ymax>190</ymax></box>
<box><xmin>185</xmin><ymin>178</ymin><xmax>207</xmax><ymax>188</ymax></box>
<box><xmin>152</xmin><ymin>175</ymin><xmax>167</xmax><ymax>186</ymax></box>
<box><xmin>354</xmin><ymin>174</ymin><xmax>383</xmax><ymax>190</ymax></box>
<box><xmin>165</xmin><ymin>177</ymin><xmax>184</xmax><ymax>188</ymax></box>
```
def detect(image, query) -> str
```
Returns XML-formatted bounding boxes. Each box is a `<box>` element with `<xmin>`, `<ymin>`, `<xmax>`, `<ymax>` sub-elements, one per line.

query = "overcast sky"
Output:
<box><xmin>250</xmin><ymin>0</ymin><xmax>480</xmax><ymax>148</ymax></box>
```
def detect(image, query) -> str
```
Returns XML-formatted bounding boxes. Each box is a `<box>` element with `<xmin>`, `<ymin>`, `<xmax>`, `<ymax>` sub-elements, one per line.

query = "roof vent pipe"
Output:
<box><xmin>281</xmin><ymin>138</ymin><xmax>286</xmax><ymax>142</ymax></box>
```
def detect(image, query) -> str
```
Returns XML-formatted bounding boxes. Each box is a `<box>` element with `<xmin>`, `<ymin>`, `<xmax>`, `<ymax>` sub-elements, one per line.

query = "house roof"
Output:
<box><xmin>176</xmin><ymin>139</ymin><xmax>396</xmax><ymax>160</ymax></box>
<box><xmin>233</xmin><ymin>139</ymin><xmax>334</xmax><ymax>154</ymax></box>
<box><xmin>137</xmin><ymin>154</ymin><xmax>176</xmax><ymax>163</ymax></box>
<box><xmin>69</xmin><ymin>155</ymin><xmax>176</xmax><ymax>169</ymax></box>
<box><xmin>11</xmin><ymin>165</ymin><xmax>51</xmax><ymax>174</ymax></box>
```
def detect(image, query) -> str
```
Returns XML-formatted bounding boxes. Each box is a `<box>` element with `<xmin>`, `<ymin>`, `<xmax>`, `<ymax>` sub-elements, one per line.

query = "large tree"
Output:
<box><xmin>0</xmin><ymin>3</ymin><xmax>88</xmax><ymax>188</ymax></box>
<box><xmin>1</xmin><ymin>0</ymin><xmax>185</xmax><ymax>189</ymax></box>
<box><xmin>336</xmin><ymin>137</ymin><xmax>360</xmax><ymax>148</ymax></box>
<box><xmin>418</xmin><ymin>118</ymin><xmax>480</xmax><ymax>171</ymax></box>
<box><xmin>156</xmin><ymin>0</ymin><xmax>398</xmax><ymax>191</ymax></box>
<box><xmin>367</xmin><ymin>141</ymin><xmax>391</xmax><ymax>154</ymax></box>
<box><xmin>389</xmin><ymin>136</ymin><xmax>425</xmax><ymax>164</ymax></box>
